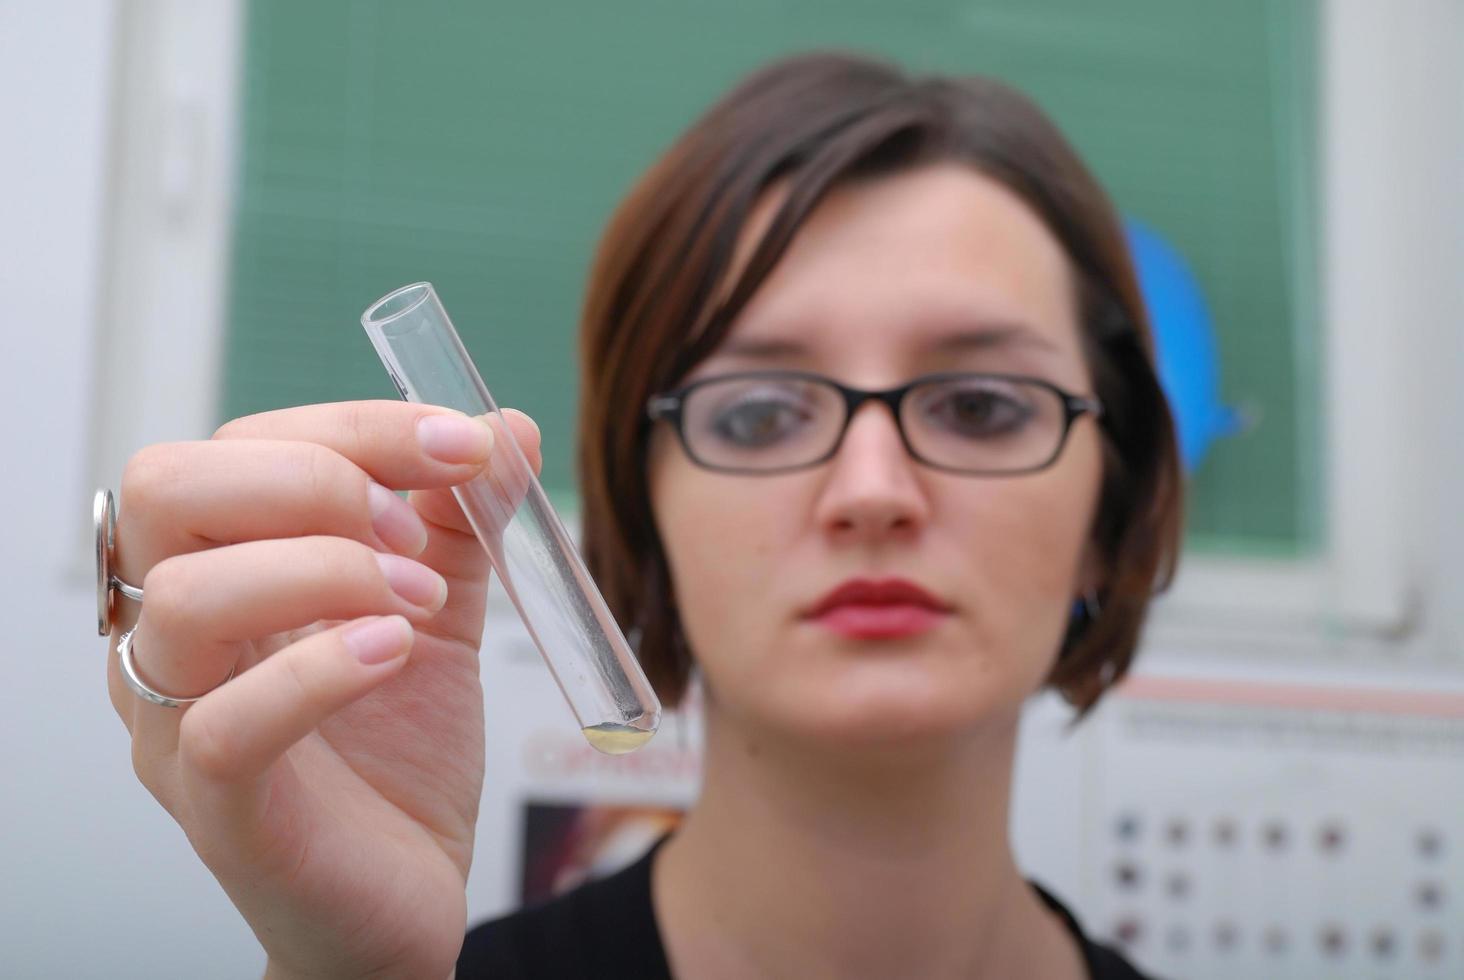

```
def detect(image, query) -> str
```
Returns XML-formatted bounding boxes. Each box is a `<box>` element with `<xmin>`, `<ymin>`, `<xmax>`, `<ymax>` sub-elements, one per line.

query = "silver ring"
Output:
<box><xmin>95</xmin><ymin>488</ymin><xmax>145</xmax><ymax>636</ymax></box>
<box><xmin>116</xmin><ymin>627</ymin><xmax>235</xmax><ymax>708</ymax></box>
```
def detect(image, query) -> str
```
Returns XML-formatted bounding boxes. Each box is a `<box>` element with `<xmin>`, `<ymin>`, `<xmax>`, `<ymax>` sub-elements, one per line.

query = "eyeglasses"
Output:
<box><xmin>646</xmin><ymin>370</ymin><xmax>1103</xmax><ymax>476</ymax></box>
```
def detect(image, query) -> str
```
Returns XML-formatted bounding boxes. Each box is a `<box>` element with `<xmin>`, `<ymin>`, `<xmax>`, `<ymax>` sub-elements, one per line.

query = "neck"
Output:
<box><xmin>653</xmin><ymin>697</ymin><xmax>1084</xmax><ymax>980</ymax></box>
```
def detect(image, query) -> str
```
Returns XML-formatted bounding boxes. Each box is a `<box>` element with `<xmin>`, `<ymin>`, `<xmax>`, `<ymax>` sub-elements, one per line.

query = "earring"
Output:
<box><xmin>1070</xmin><ymin>589</ymin><xmax>1103</xmax><ymax>625</ymax></box>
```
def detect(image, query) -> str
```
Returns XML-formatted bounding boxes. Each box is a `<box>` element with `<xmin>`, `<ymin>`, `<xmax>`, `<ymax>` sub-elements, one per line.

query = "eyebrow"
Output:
<box><xmin>715</xmin><ymin>323</ymin><xmax>1063</xmax><ymax>360</ymax></box>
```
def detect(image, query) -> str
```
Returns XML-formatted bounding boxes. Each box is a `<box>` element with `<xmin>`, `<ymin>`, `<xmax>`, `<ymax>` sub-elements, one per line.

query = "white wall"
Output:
<box><xmin>0</xmin><ymin>2</ymin><xmax>263</xmax><ymax>977</ymax></box>
<box><xmin>2</xmin><ymin>1</ymin><xmax>1460</xmax><ymax>977</ymax></box>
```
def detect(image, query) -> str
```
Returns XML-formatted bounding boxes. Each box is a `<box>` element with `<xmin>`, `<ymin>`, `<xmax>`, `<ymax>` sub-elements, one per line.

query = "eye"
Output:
<box><xmin>707</xmin><ymin>390</ymin><xmax>815</xmax><ymax>447</ymax></box>
<box><xmin>920</xmin><ymin>380</ymin><xmax>1035</xmax><ymax>438</ymax></box>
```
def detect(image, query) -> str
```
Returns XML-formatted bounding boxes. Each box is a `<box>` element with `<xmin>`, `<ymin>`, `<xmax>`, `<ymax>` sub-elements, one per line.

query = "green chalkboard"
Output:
<box><xmin>223</xmin><ymin>0</ymin><xmax>1319</xmax><ymax>553</ymax></box>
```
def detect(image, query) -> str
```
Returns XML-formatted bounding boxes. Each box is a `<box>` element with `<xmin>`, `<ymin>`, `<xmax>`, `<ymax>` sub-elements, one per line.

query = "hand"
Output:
<box><xmin>106</xmin><ymin>400</ymin><xmax>542</xmax><ymax>979</ymax></box>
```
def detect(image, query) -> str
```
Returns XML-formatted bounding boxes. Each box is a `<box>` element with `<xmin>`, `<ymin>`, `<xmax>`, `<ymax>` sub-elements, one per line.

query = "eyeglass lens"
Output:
<box><xmin>679</xmin><ymin>374</ymin><xmax>1070</xmax><ymax>473</ymax></box>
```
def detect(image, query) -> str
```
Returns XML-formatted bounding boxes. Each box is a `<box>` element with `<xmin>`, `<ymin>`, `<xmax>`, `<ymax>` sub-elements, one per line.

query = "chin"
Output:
<box><xmin>762</xmin><ymin>659</ymin><xmax>1028</xmax><ymax>750</ymax></box>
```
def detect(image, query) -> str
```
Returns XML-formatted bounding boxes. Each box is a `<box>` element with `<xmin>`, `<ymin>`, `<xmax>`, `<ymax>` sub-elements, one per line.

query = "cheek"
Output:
<box><xmin>667</xmin><ymin>497</ymin><xmax>777</xmax><ymax>612</ymax></box>
<box><xmin>957</xmin><ymin>448</ymin><xmax>1102</xmax><ymax>651</ymax></box>
<box><xmin>980</xmin><ymin>489</ymin><xmax>1091</xmax><ymax>598</ymax></box>
<box><xmin>649</xmin><ymin>450</ymin><xmax>794</xmax><ymax>656</ymax></box>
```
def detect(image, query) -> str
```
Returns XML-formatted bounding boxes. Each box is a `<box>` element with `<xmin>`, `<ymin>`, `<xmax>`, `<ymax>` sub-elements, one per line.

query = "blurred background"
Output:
<box><xmin>3</xmin><ymin>1</ymin><xmax>1461</xmax><ymax>977</ymax></box>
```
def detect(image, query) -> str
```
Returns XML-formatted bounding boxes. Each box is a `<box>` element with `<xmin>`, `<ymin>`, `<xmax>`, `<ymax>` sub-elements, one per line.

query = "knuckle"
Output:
<box><xmin>341</xmin><ymin>535</ymin><xmax>380</xmax><ymax>575</ymax></box>
<box><xmin>130</xmin><ymin>737</ymin><xmax>168</xmax><ymax>795</ymax></box>
<box><xmin>301</xmin><ymin>534</ymin><xmax>369</xmax><ymax>586</ymax></box>
<box><xmin>138</xmin><ymin>555</ymin><xmax>197</xmax><ymax>635</ymax></box>
<box><xmin>296</xmin><ymin>442</ymin><xmax>350</xmax><ymax>510</ymax></box>
<box><xmin>300</xmin><ymin>530</ymin><xmax>363</xmax><ymax>568</ymax></box>
<box><xmin>212</xmin><ymin>409</ymin><xmax>268</xmax><ymax>440</ymax></box>
<box><xmin>278</xmin><ymin>645</ymin><xmax>322</xmax><ymax>709</ymax></box>
<box><xmin>120</xmin><ymin>443</ymin><xmax>186</xmax><ymax>509</ymax></box>
<box><xmin>106</xmin><ymin>665</ymin><xmax>137</xmax><ymax>734</ymax></box>
<box><xmin>349</xmin><ymin>544</ymin><xmax>383</xmax><ymax>593</ymax></box>
<box><xmin>340</xmin><ymin>401</ymin><xmax>375</xmax><ymax>448</ymax></box>
<box><xmin>178</xmin><ymin>705</ymin><xmax>237</xmax><ymax>782</ymax></box>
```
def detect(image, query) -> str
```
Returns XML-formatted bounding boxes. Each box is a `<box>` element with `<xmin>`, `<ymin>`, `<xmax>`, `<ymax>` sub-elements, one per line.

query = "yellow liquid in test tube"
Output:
<box><xmin>581</xmin><ymin>723</ymin><xmax>656</xmax><ymax>755</ymax></box>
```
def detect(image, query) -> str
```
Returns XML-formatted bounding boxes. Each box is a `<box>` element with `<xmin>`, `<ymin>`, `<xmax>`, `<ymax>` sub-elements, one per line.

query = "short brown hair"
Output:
<box><xmin>577</xmin><ymin>53</ymin><xmax>1183</xmax><ymax>720</ymax></box>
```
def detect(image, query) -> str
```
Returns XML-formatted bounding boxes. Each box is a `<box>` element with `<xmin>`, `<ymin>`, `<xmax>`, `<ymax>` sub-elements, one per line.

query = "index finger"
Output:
<box><xmin>213</xmin><ymin>400</ymin><xmax>495</xmax><ymax>489</ymax></box>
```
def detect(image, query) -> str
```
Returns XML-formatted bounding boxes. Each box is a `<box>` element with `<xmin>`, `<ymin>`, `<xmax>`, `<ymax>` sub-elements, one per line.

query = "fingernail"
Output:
<box><xmin>375</xmin><ymin>553</ymin><xmax>448</xmax><ymax>612</ymax></box>
<box><xmin>345</xmin><ymin>616</ymin><xmax>413</xmax><ymax>665</ymax></box>
<box><xmin>368</xmin><ymin>482</ymin><xmax>429</xmax><ymax>556</ymax></box>
<box><xmin>417</xmin><ymin>413</ymin><xmax>494</xmax><ymax>464</ymax></box>
<box><xmin>502</xmin><ymin>408</ymin><xmax>540</xmax><ymax>441</ymax></box>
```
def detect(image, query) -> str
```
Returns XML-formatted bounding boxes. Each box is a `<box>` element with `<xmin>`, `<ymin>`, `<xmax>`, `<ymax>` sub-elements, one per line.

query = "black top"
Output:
<box><xmin>459</xmin><ymin>838</ymin><xmax>1157</xmax><ymax>979</ymax></box>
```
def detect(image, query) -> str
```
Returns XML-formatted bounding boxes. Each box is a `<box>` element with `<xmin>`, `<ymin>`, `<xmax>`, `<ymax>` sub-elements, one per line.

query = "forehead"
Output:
<box><xmin>702</xmin><ymin>164</ymin><xmax>1085</xmax><ymax>383</ymax></box>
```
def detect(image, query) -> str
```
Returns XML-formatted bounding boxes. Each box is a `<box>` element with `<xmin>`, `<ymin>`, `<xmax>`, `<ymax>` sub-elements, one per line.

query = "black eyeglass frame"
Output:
<box><xmin>645</xmin><ymin>370</ymin><xmax>1105</xmax><ymax>476</ymax></box>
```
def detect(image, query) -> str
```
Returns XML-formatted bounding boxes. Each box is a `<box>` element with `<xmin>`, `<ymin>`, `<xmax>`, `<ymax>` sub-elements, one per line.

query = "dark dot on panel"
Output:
<box><xmin>1114</xmin><ymin>916</ymin><xmax>1144</xmax><ymax>947</ymax></box>
<box><xmin>1165</xmin><ymin>871</ymin><xmax>1191</xmax><ymax>900</ymax></box>
<box><xmin>1213</xmin><ymin>920</ymin><xmax>1239</xmax><ymax>953</ymax></box>
<box><xmin>1212</xmin><ymin>817</ymin><xmax>1238</xmax><ymax>849</ymax></box>
<box><xmin>1113</xmin><ymin>860</ymin><xmax>1143</xmax><ymax>891</ymax></box>
<box><xmin>1370</xmin><ymin>927</ymin><xmax>1396</xmax><ymax>960</ymax></box>
<box><xmin>1416</xmin><ymin>827</ymin><xmax>1444</xmax><ymax>860</ymax></box>
<box><xmin>1415</xmin><ymin>879</ymin><xmax>1446</xmax><ymax>911</ymax></box>
<box><xmin>1262</xmin><ymin>821</ymin><xmax>1289</xmax><ymax>852</ymax></box>
<box><xmin>1114</xmin><ymin>812</ymin><xmax>1142</xmax><ymax>844</ymax></box>
<box><xmin>1165</xmin><ymin>817</ymin><xmax>1189</xmax><ymax>848</ymax></box>
<box><xmin>1318</xmin><ymin>923</ymin><xmax>1348</xmax><ymax>958</ymax></box>
<box><xmin>1316</xmin><ymin>820</ymin><xmax>1347</xmax><ymax>856</ymax></box>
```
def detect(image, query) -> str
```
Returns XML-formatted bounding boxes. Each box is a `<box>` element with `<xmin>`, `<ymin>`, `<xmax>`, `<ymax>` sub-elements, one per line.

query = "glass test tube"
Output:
<box><xmin>362</xmin><ymin>283</ymin><xmax>660</xmax><ymax>754</ymax></box>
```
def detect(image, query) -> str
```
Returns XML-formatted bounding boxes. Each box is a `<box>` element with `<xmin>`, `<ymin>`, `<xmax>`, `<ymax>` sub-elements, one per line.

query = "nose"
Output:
<box><xmin>812</xmin><ymin>401</ymin><xmax>931</xmax><ymax>542</ymax></box>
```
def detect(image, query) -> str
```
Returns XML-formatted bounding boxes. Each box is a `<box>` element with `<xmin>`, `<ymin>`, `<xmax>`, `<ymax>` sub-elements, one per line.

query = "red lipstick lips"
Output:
<box><xmin>805</xmin><ymin>578</ymin><xmax>952</xmax><ymax>640</ymax></box>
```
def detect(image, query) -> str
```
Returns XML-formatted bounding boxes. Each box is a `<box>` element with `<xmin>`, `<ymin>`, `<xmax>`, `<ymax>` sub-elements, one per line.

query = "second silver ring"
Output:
<box><xmin>116</xmin><ymin>627</ymin><xmax>235</xmax><ymax>708</ymax></box>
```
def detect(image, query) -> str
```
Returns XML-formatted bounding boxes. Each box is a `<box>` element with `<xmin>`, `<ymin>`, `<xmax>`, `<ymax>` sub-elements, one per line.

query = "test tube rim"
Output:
<box><xmin>363</xmin><ymin>281</ymin><xmax>435</xmax><ymax>332</ymax></box>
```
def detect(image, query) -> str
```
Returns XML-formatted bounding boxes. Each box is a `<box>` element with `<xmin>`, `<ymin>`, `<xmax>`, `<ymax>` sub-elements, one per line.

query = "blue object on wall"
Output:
<box><xmin>1123</xmin><ymin>218</ymin><xmax>1242</xmax><ymax>472</ymax></box>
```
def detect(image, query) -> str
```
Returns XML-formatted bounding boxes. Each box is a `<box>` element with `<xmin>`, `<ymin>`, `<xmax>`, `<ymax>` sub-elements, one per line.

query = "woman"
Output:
<box><xmin>105</xmin><ymin>53</ymin><xmax>1180</xmax><ymax>979</ymax></box>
